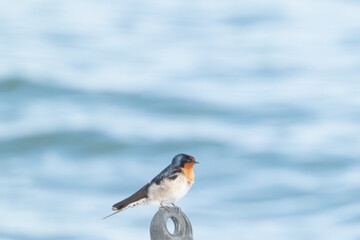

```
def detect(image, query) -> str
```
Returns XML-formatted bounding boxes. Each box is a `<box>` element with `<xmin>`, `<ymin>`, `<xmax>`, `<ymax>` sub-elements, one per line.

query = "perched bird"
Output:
<box><xmin>103</xmin><ymin>153</ymin><xmax>199</xmax><ymax>219</ymax></box>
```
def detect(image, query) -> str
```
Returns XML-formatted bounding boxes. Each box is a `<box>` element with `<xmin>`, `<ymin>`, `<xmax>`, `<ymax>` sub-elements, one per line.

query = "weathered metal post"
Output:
<box><xmin>150</xmin><ymin>207</ymin><xmax>194</xmax><ymax>240</ymax></box>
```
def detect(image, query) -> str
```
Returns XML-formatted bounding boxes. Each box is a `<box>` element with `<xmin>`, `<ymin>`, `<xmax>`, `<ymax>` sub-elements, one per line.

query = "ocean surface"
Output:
<box><xmin>1</xmin><ymin>0</ymin><xmax>360</xmax><ymax>239</ymax></box>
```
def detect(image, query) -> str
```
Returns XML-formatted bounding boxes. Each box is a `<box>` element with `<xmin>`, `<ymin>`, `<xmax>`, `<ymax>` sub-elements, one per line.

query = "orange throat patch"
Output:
<box><xmin>181</xmin><ymin>163</ymin><xmax>195</xmax><ymax>184</ymax></box>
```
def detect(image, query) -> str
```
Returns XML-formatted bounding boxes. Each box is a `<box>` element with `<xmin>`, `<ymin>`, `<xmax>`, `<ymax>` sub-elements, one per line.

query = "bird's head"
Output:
<box><xmin>172</xmin><ymin>153</ymin><xmax>199</xmax><ymax>168</ymax></box>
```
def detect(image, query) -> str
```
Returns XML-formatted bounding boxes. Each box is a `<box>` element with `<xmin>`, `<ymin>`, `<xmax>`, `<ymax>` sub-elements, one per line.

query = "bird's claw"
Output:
<box><xmin>171</xmin><ymin>203</ymin><xmax>181</xmax><ymax>214</ymax></box>
<box><xmin>160</xmin><ymin>204</ymin><xmax>170</xmax><ymax>212</ymax></box>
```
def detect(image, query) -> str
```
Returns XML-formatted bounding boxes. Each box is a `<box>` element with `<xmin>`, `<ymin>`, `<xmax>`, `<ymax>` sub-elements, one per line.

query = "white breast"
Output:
<box><xmin>147</xmin><ymin>174</ymin><xmax>194</xmax><ymax>205</ymax></box>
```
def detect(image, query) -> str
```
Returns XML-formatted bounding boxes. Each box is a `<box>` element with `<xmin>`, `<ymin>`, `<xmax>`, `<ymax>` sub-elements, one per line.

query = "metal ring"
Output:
<box><xmin>150</xmin><ymin>207</ymin><xmax>194</xmax><ymax>240</ymax></box>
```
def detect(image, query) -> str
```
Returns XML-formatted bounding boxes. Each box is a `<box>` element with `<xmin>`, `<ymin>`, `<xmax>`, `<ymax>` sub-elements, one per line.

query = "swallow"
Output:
<box><xmin>103</xmin><ymin>153</ymin><xmax>198</xmax><ymax>219</ymax></box>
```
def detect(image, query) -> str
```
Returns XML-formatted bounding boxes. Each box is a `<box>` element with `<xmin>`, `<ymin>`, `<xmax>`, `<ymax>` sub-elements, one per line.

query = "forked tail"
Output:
<box><xmin>103</xmin><ymin>210</ymin><xmax>121</xmax><ymax>219</ymax></box>
<box><xmin>102</xmin><ymin>183</ymin><xmax>150</xmax><ymax>219</ymax></box>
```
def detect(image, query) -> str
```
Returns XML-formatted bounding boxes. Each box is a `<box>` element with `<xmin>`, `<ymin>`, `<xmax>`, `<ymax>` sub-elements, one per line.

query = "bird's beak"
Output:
<box><xmin>194</xmin><ymin>161</ymin><xmax>199</xmax><ymax>164</ymax></box>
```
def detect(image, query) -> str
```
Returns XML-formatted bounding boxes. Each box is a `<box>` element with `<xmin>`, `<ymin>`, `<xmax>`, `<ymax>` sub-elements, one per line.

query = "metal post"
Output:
<box><xmin>150</xmin><ymin>207</ymin><xmax>194</xmax><ymax>240</ymax></box>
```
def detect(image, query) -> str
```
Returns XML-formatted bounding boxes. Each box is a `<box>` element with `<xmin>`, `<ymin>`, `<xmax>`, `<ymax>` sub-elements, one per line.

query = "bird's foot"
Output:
<box><xmin>171</xmin><ymin>203</ymin><xmax>181</xmax><ymax>214</ymax></box>
<box><xmin>160</xmin><ymin>204</ymin><xmax>170</xmax><ymax>212</ymax></box>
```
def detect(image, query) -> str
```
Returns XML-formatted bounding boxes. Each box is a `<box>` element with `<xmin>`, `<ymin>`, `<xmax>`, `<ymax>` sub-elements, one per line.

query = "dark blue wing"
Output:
<box><xmin>150</xmin><ymin>164</ymin><xmax>182</xmax><ymax>185</ymax></box>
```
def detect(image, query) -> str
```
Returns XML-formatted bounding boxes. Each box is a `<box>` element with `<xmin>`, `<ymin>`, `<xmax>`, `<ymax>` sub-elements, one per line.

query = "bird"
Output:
<box><xmin>103</xmin><ymin>153</ymin><xmax>199</xmax><ymax>219</ymax></box>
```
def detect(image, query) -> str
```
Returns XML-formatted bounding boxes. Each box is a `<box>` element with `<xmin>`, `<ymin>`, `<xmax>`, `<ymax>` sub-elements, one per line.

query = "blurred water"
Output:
<box><xmin>1</xmin><ymin>0</ymin><xmax>360</xmax><ymax>239</ymax></box>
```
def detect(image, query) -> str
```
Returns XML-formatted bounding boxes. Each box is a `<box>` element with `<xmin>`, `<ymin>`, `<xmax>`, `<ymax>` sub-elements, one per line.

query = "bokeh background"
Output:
<box><xmin>1</xmin><ymin>0</ymin><xmax>360</xmax><ymax>239</ymax></box>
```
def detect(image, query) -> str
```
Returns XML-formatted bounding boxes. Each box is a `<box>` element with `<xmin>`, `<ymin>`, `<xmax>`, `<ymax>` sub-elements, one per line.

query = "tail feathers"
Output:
<box><xmin>103</xmin><ymin>210</ymin><xmax>121</xmax><ymax>219</ymax></box>
<box><xmin>112</xmin><ymin>197</ymin><xmax>147</xmax><ymax>211</ymax></box>
<box><xmin>103</xmin><ymin>183</ymin><xmax>150</xmax><ymax>219</ymax></box>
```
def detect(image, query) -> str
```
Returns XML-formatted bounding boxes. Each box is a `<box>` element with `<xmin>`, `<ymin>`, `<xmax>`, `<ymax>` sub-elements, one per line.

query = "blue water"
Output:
<box><xmin>1</xmin><ymin>0</ymin><xmax>360</xmax><ymax>239</ymax></box>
